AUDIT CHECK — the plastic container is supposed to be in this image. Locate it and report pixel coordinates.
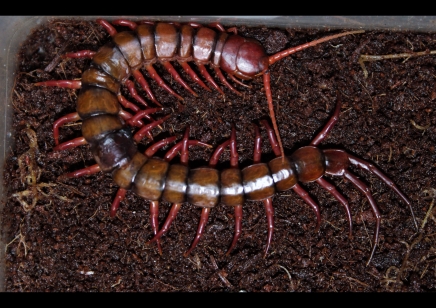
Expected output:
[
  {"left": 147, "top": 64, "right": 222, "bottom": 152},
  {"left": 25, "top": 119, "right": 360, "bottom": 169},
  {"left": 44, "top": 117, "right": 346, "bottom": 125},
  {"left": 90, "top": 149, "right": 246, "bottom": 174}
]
[{"left": 1, "top": 15, "right": 436, "bottom": 292}]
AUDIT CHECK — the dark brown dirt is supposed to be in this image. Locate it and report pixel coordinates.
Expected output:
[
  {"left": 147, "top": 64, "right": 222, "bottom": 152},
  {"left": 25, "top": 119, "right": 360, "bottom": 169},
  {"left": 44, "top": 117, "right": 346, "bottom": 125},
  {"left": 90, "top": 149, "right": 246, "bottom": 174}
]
[{"left": 2, "top": 19, "right": 436, "bottom": 292}]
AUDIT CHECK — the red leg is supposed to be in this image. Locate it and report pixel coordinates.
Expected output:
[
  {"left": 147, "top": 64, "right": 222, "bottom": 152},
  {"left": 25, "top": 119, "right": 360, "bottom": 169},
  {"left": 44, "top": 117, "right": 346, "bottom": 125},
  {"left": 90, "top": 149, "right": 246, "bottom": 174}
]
[
  {"left": 292, "top": 183, "right": 322, "bottom": 233},
  {"left": 117, "top": 107, "right": 152, "bottom": 140},
  {"left": 62, "top": 163, "right": 101, "bottom": 178},
  {"left": 253, "top": 124, "right": 262, "bottom": 163},
  {"left": 126, "top": 108, "right": 165, "bottom": 127},
  {"left": 213, "top": 67, "right": 242, "bottom": 96},
  {"left": 208, "top": 140, "right": 230, "bottom": 167},
  {"left": 178, "top": 61, "right": 211, "bottom": 92},
  {"left": 316, "top": 177, "right": 353, "bottom": 238},
  {"left": 162, "top": 62, "right": 198, "bottom": 97},
  {"left": 63, "top": 50, "right": 96, "bottom": 59},
  {"left": 263, "top": 72, "right": 285, "bottom": 159},
  {"left": 180, "top": 126, "right": 191, "bottom": 165},
  {"left": 133, "top": 114, "right": 171, "bottom": 143},
  {"left": 149, "top": 200, "right": 163, "bottom": 255},
  {"left": 197, "top": 64, "right": 225, "bottom": 95},
  {"left": 117, "top": 94, "right": 140, "bottom": 113},
  {"left": 260, "top": 119, "right": 281, "bottom": 157},
  {"left": 310, "top": 94, "right": 341, "bottom": 146},
  {"left": 111, "top": 19, "right": 138, "bottom": 30},
  {"left": 34, "top": 80, "right": 82, "bottom": 89},
  {"left": 164, "top": 140, "right": 212, "bottom": 161},
  {"left": 52, "top": 112, "right": 81, "bottom": 145},
  {"left": 125, "top": 79, "right": 150, "bottom": 108},
  {"left": 145, "top": 65, "right": 184, "bottom": 101},
  {"left": 183, "top": 207, "right": 211, "bottom": 257},
  {"left": 110, "top": 188, "right": 126, "bottom": 217},
  {"left": 146, "top": 128, "right": 191, "bottom": 249},
  {"left": 146, "top": 203, "right": 182, "bottom": 244},
  {"left": 208, "top": 22, "right": 237, "bottom": 34},
  {"left": 263, "top": 198, "right": 274, "bottom": 257},
  {"left": 253, "top": 124, "right": 276, "bottom": 256},
  {"left": 347, "top": 154, "right": 418, "bottom": 230},
  {"left": 53, "top": 137, "right": 87, "bottom": 151},
  {"left": 227, "top": 73, "right": 252, "bottom": 88},
  {"left": 118, "top": 109, "right": 147, "bottom": 131},
  {"left": 138, "top": 21, "right": 156, "bottom": 26},
  {"left": 343, "top": 170, "right": 381, "bottom": 266},
  {"left": 96, "top": 19, "right": 117, "bottom": 37},
  {"left": 144, "top": 136, "right": 178, "bottom": 157},
  {"left": 226, "top": 204, "right": 242, "bottom": 256},
  {"left": 132, "top": 70, "right": 161, "bottom": 106},
  {"left": 229, "top": 125, "right": 239, "bottom": 168}
]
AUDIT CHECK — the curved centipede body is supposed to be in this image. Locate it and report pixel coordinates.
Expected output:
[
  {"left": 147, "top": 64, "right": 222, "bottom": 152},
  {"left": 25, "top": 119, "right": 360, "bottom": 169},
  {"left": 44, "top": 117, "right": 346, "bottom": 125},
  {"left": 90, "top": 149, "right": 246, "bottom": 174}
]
[{"left": 34, "top": 19, "right": 418, "bottom": 266}]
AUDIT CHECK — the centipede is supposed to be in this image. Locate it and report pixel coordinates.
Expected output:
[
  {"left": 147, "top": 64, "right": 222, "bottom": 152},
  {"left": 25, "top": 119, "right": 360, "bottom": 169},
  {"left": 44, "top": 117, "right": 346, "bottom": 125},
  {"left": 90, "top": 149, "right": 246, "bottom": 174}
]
[{"left": 30, "top": 18, "right": 419, "bottom": 266}]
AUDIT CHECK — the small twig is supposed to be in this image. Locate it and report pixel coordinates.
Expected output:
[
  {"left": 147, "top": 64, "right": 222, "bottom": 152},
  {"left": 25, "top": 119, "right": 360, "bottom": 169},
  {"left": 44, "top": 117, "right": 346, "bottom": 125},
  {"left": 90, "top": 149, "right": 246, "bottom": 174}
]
[
  {"left": 277, "top": 264, "right": 296, "bottom": 291},
  {"left": 111, "top": 278, "right": 122, "bottom": 288},
  {"left": 359, "top": 50, "right": 436, "bottom": 78},
  {"left": 410, "top": 119, "right": 431, "bottom": 131}
]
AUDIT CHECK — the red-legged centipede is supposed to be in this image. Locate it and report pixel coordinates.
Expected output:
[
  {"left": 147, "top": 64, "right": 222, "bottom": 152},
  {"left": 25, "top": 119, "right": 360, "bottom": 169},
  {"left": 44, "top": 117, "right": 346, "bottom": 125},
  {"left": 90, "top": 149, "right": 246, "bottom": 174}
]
[
  {"left": 36, "top": 18, "right": 364, "bottom": 161},
  {"left": 34, "top": 19, "right": 418, "bottom": 265}
]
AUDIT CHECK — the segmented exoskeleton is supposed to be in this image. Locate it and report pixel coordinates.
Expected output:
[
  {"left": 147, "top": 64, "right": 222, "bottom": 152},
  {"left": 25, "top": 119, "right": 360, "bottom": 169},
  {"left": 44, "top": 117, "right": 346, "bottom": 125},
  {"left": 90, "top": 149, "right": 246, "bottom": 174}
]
[
  {"left": 35, "top": 19, "right": 417, "bottom": 265},
  {"left": 37, "top": 18, "right": 364, "bottom": 160}
]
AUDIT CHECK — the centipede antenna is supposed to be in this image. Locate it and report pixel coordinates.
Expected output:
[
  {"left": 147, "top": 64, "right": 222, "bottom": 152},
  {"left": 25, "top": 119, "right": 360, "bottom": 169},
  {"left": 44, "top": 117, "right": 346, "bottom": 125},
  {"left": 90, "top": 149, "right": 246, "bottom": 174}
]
[
  {"left": 263, "top": 72, "right": 285, "bottom": 161},
  {"left": 268, "top": 30, "right": 365, "bottom": 65}
]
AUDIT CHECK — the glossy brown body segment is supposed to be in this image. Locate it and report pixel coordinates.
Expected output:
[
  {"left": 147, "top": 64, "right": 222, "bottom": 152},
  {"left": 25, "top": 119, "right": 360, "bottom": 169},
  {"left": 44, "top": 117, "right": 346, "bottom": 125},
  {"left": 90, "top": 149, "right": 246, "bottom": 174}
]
[
  {"left": 81, "top": 68, "right": 120, "bottom": 93},
  {"left": 193, "top": 27, "right": 217, "bottom": 64},
  {"left": 268, "top": 156, "right": 298, "bottom": 191},
  {"left": 81, "top": 114, "right": 124, "bottom": 142},
  {"left": 212, "top": 32, "right": 229, "bottom": 67},
  {"left": 135, "top": 24, "right": 156, "bottom": 63},
  {"left": 187, "top": 168, "right": 220, "bottom": 208},
  {"left": 112, "top": 152, "right": 148, "bottom": 189},
  {"left": 241, "top": 163, "right": 275, "bottom": 201},
  {"left": 323, "top": 149, "right": 350, "bottom": 176},
  {"left": 134, "top": 157, "right": 169, "bottom": 200},
  {"left": 162, "top": 164, "right": 189, "bottom": 203},
  {"left": 77, "top": 87, "right": 120, "bottom": 119},
  {"left": 92, "top": 44, "right": 131, "bottom": 82},
  {"left": 112, "top": 31, "right": 143, "bottom": 69},
  {"left": 154, "top": 23, "right": 178, "bottom": 60},
  {"left": 290, "top": 146, "right": 325, "bottom": 183},
  {"left": 220, "top": 168, "right": 244, "bottom": 206},
  {"left": 178, "top": 25, "right": 194, "bottom": 59}
]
